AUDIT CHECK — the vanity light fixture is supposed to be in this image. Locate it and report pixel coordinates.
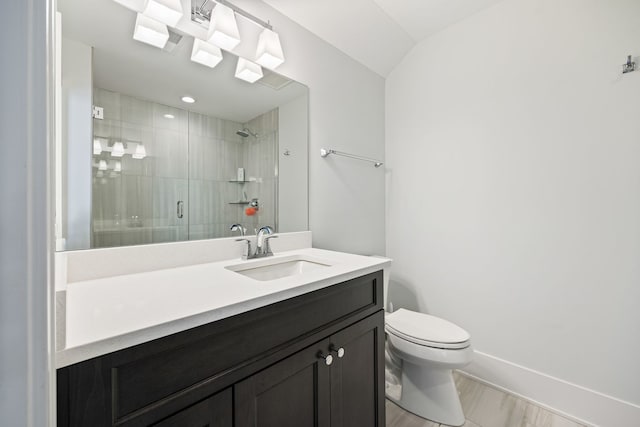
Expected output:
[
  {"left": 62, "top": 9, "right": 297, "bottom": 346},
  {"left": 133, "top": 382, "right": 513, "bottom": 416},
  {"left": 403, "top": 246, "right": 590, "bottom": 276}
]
[
  {"left": 111, "top": 141, "right": 125, "bottom": 157},
  {"left": 191, "top": 39, "right": 223, "bottom": 68},
  {"left": 98, "top": 160, "right": 108, "bottom": 171},
  {"left": 133, "top": 13, "right": 170, "bottom": 49},
  {"left": 235, "top": 57, "right": 263, "bottom": 83},
  {"left": 132, "top": 144, "right": 147, "bottom": 159},
  {"left": 255, "top": 28, "right": 285, "bottom": 69},
  {"left": 208, "top": 2, "right": 241, "bottom": 51},
  {"left": 114, "top": 161, "right": 122, "bottom": 172},
  {"left": 142, "top": 0, "right": 184, "bottom": 27},
  {"left": 93, "top": 139, "right": 102, "bottom": 155}
]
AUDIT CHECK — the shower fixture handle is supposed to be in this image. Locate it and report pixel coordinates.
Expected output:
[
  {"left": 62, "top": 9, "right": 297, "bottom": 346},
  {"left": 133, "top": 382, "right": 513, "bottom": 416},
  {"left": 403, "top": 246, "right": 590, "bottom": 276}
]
[{"left": 177, "top": 201, "right": 184, "bottom": 219}]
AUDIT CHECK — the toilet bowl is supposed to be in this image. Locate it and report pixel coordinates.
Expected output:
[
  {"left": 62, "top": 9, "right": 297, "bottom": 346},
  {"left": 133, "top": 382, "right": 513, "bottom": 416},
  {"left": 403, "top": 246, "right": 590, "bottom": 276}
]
[
  {"left": 385, "top": 309, "right": 472, "bottom": 426},
  {"left": 372, "top": 257, "right": 472, "bottom": 426}
]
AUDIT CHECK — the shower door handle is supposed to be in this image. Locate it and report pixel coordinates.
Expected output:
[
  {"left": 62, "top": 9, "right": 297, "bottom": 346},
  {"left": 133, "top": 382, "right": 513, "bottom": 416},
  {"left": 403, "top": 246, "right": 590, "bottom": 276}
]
[{"left": 177, "top": 201, "right": 184, "bottom": 219}]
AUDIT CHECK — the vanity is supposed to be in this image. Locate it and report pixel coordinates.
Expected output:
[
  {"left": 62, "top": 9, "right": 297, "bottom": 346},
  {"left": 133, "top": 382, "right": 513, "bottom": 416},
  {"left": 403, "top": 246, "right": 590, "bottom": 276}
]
[
  {"left": 53, "top": 0, "right": 386, "bottom": 423},
  {"left": 56, "top": 239, "right": 390, "bottom": 427}
]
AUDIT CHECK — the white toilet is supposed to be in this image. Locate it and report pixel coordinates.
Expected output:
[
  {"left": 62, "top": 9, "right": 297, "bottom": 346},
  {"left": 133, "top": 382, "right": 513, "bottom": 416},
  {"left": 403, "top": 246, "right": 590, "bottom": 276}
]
[{"left": 380, "top": 263, "right": 473, "bottom": 426}]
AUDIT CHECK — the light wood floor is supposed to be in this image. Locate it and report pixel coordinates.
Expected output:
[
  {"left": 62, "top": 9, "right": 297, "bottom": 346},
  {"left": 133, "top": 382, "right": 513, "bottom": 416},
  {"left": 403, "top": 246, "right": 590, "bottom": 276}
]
[{"left": 386, "top": 372, "right": 588, "bottom": 427}]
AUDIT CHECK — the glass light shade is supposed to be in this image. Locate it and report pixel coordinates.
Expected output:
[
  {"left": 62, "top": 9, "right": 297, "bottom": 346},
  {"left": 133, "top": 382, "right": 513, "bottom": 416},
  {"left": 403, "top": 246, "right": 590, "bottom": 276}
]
[
  {"left": 190, "top": 39, "right": 223, "bottom": 68},
  {"left": 255, "top": 28, "right": 285, "bottom": 69},
  {"left": 142, "top": 0, "right": 183, "bottom": 27},
  {"left": 111, "top": 142, "right": 125, "bottom": 157},
  {"left": 98, "top": 160, "right": 108, "bottom": 171},
  {"left": 132, "top": 144, "right": 147, "bottom": 159},
  {"left": 114, "top": 161, "right": 122, "bottom": 172},
  {"left": 235, "top": 58, "right": 263, "bottom": 83},
  {"left": 93, "top": 139, "right": 102, "bottom": 155},
  {"left": 207, "top": 3, "right": 240, "bottom": 51},
  {"left": 133, "top": 13, "right": 169, "bottom": 49},
  {"left": 112, "top": 0, "right": 141, "bottom": 10}
]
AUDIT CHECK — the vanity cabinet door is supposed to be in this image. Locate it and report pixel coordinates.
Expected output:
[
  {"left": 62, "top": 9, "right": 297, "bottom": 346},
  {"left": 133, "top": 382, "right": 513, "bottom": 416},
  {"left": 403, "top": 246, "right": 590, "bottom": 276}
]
[
  {"left": 234, "top": 338, "right": 332, "bottom": 427},
  {"left": 330, "top": 311, "right": 385, "bottom": 427},
  {"left": 153, "top": 388, "right": 232, "bottom": 427}
]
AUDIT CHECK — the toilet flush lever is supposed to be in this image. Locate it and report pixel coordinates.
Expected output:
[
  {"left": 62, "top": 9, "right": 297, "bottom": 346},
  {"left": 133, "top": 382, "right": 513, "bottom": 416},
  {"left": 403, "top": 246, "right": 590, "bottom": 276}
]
[
  {"left": 317, "top": 351, "right": 333, "bottom": 366},
  {"left": 330, "top": 344, "right": 345, "bottom": 358}
]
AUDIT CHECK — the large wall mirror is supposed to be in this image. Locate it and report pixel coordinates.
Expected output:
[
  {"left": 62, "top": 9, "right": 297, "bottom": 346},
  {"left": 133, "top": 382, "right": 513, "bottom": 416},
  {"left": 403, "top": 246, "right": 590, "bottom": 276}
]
[{"left": 56, "top": 0, "right": 309, "bottom": 251}]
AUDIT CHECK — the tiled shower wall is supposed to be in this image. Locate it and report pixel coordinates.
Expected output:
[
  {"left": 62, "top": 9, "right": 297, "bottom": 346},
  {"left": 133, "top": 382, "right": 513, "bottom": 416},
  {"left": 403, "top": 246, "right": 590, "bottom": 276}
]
[{"left": 92, "top": 88, "right": 277, "bottom": 248}]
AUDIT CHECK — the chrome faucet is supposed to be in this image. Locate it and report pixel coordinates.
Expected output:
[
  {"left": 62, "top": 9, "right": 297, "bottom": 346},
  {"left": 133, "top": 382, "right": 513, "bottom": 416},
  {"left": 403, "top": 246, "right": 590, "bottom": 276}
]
[
  {"left": 230, "top": 223, "right": 245, "bottom": 236},
  {"left": 235, "top": 225, "right": 278, "bottom": 260},
  {"left": 255, "top": 225, "right": 277, "bottom": 257}
]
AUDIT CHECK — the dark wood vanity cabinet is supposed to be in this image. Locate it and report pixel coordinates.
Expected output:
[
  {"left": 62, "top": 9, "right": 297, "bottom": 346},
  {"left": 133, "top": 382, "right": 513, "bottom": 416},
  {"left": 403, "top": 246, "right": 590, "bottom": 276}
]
[{"left": 57, "top": 271, "right": 385, "bottom": 427}]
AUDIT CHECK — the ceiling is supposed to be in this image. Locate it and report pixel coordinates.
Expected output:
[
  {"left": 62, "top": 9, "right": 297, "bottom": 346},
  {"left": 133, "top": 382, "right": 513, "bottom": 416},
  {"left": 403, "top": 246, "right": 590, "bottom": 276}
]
[
  {"left": 262, "top": 0, "right": 505, "bottom": 77},
  {"left": 59, "top": 0, "right": 307, "bottom": 123}
]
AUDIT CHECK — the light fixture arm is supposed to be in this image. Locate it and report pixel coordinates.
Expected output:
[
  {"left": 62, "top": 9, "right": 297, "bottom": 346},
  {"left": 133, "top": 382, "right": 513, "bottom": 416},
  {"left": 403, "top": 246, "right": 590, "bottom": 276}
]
[{"left": 193, "top": 0, "right": 273, "bottom": 30}]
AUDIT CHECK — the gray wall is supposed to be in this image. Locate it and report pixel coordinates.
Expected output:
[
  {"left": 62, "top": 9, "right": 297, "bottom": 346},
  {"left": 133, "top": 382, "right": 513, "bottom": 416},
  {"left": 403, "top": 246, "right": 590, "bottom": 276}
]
[
  {"left": 386, "top": 0, "right": 640, "bottom": 423},
  {"left": 0, "top": 0, "right": 54, "bottom": 425},
  {"left": 62, "top": 37, "right": 92, "bottom": 250},
  {"left": 235, "top": 0, "right": 386, "bottom": 256}
]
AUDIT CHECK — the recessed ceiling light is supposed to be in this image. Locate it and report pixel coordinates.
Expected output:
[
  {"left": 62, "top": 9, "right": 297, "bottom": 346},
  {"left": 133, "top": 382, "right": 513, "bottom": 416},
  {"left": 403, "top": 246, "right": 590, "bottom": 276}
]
[
  {"left": 181, "top": 96, "right": 195, "bottom": 104},
  {"left": 164, "top": 113, "right": 175, "bottom": 119}
]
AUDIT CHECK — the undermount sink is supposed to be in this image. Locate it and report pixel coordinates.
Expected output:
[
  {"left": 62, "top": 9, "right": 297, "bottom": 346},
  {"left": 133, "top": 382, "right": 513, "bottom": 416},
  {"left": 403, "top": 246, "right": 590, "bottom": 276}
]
[{"left": 225, "top": 255, "right": 331, "bottom": 281}]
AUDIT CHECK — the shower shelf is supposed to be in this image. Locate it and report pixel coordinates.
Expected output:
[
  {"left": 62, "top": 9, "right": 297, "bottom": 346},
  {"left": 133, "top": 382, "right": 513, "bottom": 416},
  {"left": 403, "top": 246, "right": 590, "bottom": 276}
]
[
  {"left": 228, "top": 180, "right": 250, "bottom": 183},
  {"left": 228, "top": 201, "right": 251, "bottom": 205}
]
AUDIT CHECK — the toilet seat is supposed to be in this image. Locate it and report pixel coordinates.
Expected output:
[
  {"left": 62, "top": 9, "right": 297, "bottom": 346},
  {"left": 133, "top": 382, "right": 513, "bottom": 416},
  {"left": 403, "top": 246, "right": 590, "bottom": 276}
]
[{"left": 385, "top": 309, "right": 470, "bottom": 350}]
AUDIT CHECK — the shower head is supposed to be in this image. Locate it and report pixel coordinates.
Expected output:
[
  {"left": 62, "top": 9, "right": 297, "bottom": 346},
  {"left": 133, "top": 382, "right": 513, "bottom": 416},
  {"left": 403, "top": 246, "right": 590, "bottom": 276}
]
[{"left": 236, "top": 128, "right": 258, "bottom": 138}]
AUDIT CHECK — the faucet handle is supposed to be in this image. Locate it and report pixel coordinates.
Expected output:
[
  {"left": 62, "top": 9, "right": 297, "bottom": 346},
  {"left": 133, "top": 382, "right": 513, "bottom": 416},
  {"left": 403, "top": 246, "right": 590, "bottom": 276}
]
[
  {"left": 263, "top": 235, "right": 278, "bottom": 256},
  {"left": 235, "top": 238, "right": 252, "bottom": 260}
]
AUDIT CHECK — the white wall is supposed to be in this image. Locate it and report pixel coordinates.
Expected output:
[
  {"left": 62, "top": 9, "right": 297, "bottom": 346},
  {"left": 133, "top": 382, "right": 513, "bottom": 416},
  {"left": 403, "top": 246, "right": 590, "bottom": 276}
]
[
  {"left": 386, "top": 0, "right": 640, "bottom": 423},
  {"left": 0, "top": 0, "right": 54, "bottom": 425},
  {"left": 61, "top": 37, "right": 93, "bottom": 250},
  {"left": 279, "top": 95, "right": 309, "bottom": 232},
  {"left": 235, "top": 0, "right": 386, "bottom": 255}
]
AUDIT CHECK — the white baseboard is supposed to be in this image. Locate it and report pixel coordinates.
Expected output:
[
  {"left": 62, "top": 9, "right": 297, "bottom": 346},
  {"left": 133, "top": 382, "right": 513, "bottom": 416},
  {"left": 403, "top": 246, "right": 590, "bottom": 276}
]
[{"left": 460, "top": 351, "right": 640, "bottom": 427}]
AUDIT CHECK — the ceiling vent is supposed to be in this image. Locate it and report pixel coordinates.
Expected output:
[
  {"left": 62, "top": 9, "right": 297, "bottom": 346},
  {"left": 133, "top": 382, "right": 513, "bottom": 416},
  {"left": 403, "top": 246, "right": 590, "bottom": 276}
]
[{"left": 258, "top": 69, "right": 293, "bottom": 90}]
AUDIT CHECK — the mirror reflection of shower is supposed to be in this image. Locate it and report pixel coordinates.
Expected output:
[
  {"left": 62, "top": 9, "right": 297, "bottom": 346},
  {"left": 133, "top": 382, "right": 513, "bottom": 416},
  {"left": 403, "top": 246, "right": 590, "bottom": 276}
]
[{"left": 236, "top": 127, "right": 259, "bottom": 138}]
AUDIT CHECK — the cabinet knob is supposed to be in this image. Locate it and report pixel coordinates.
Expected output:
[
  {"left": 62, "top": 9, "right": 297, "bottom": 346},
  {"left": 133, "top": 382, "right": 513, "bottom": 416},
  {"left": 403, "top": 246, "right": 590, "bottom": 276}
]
[
  {"left": 317, "top": 351, "right": 333, "bottom": 366},
  {"left": 330, "top": 345, "right": 345, "bottom": 358}
]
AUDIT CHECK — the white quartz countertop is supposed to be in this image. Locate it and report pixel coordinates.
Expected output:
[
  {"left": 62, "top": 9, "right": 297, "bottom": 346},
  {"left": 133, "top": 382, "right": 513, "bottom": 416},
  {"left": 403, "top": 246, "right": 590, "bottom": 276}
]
[{"left": 57, "top": 248, "right": 390, "bottom": 368}]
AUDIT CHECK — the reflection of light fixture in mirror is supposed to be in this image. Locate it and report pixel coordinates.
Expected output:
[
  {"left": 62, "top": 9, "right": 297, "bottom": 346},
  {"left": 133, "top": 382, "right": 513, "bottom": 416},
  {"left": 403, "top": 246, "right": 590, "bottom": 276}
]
[
  {"left": 181, "top": 96, "right": 195, "bottom": 103},
  {"left": 255, "top": 28, "right": 285, "bottom": 69},
  {"left": 208, "top": 3, "right": 241, "bottom": 51},
  {"left": 133, "top": 13, "right": 169, "bottom": 49},
  {"left": 98, "top": 160, "right": 108, "bottom": 171},
  {"left": 235, "top": 57, "right": 263, "bottom": 83},
  {"left": 114, "top": 161, "right": 122, "bottom": 172},
  {"left": 191, "top": 39, "right": 223, "bottom": 68},
  {"left": 142, "top": 0, "right": 183, "bottom": 27},
  {"left": 93, "top": 139, "right": 102, "bottom": 155},
  {"left": 132, "top": 144, "right": 147, "bottom": 159},
  {"left": 164, "top": 113, "right": 175, "bottom": 119},
  {"left": 111, "top": 142, "right": 125, "bottom": 157},
  {"left": 113, "top": 0, "right": 139, "bottom": 9}
]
